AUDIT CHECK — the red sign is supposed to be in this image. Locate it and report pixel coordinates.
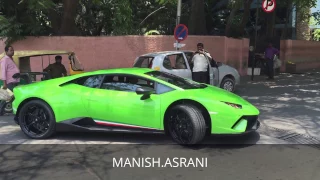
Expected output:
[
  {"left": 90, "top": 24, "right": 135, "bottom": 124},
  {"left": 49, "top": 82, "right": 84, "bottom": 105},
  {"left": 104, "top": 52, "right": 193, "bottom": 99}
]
[{"left": 262, "top": 0, "right": 276, "bottom": 13}]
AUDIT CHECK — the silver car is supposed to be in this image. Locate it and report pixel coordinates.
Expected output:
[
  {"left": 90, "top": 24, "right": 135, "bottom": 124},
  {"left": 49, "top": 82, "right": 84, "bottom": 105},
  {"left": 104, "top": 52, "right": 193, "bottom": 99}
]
[{"left": 133, "top": 51, "right": 240, "bottom": 92}]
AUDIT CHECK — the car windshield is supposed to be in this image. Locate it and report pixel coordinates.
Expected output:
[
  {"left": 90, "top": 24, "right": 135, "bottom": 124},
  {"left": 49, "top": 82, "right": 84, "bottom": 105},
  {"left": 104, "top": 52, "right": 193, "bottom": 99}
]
[{"left": 145, "top": 71, "right": 207, "bottom": 89}]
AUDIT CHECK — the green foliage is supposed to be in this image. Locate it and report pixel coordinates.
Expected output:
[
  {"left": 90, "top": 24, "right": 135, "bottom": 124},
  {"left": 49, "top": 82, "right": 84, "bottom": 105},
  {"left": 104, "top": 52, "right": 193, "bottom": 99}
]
[
  {"left": 131, "top": 0, "right": 177, "bottom": 35},
  {"left": 76, "top": 0, "right": 114, "bottom": 36},
  {"left": 0, "top": 0, "right": 319, "bottom": 43},
  {"left": 0, "top": 0, "right": 54, "bottom": 45},
  {"left": 312, "top": 29, "right": 320, "bottom": 41},
  {"left": 156, "top": 0, "right": 177, "bottom": 5},
  {"left": 312, "top": 11, "right": 320, "bottom": 25},
  {"left": 75, "top": 0, "right": 175, "bottom": 36},
  {"left": 111, "top": 0, "right": 134, "bottom": 35},
  {"left": 309, "top": 16, "right": 320, "bottom": 41}
]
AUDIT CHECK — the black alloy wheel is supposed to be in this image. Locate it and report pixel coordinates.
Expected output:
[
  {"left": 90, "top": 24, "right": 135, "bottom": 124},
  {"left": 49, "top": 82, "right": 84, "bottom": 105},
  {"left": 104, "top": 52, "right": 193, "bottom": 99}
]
[
  {"left": 19, "top": 100, "right": 56, "bottom": 139},
  {"left": 167, "top": 104, "right": 206, "bottom": 145}
]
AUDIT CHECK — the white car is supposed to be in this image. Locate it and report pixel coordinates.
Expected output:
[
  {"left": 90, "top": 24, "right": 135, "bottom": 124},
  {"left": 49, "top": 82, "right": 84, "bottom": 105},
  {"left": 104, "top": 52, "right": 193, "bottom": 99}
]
[{"left": 133, "top": 50, "right": 240, "bottom": 92}]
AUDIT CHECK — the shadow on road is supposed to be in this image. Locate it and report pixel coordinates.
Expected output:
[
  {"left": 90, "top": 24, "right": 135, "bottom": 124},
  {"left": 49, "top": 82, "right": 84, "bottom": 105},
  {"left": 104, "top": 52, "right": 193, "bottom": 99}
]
[
  {"left": 0, "top": 116, "right": 261, "bottom": 146},
  {"left": 0, "top": 137, "right": 318, "bottom": 180},
  {"left": 236, "top": 72, "right": 320, "bottom": 139},
  {"left": 42, "top": 131, "right": 261, "bottom": 147}
]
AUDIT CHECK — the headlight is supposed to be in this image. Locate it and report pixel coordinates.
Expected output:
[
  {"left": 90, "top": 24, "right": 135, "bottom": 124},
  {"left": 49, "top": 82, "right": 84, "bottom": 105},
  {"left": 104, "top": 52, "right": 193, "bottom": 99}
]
[{"left": 224, "top": 102, "right": 242, "bottom": 109}]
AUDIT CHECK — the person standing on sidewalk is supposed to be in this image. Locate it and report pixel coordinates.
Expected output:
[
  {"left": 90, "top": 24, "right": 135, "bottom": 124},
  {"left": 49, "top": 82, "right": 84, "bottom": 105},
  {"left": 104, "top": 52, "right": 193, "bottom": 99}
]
[
  {"left": 1, "top": 46, "right": 20, "bottom": 92},
  {"left": 264, "top": 42, "right": 279, "bottom": 80},
  {"left": 191, "top": 43, "right": 211, "bottom": 83}
]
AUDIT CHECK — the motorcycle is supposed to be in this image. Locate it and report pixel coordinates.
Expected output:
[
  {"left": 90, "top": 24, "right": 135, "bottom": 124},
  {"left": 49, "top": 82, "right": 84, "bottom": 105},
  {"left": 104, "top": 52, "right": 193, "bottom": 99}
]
[{"left": 0, "top": 72, "right": 51, "bottom": 116}]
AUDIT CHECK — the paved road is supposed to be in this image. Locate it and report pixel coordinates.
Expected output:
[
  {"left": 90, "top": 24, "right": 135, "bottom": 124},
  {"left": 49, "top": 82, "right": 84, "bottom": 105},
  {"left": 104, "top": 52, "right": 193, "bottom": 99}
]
[
  {"left": 0, "top": 144, "right": 319, "bottom": 180},
  {"left": 237, "top": 72, "right": 320, "bottom": 141},
  {"left": 0, "top": 115, "right": 287, "bottom": 144}
]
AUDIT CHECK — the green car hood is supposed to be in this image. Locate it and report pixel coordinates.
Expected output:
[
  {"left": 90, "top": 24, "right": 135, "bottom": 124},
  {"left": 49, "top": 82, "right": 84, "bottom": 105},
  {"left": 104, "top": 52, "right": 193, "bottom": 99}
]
[
  {"left": 177, "top": 85, "right": 259, "bottom": 115},
  {"left": 198, "top": 85, "right": 251, "bottom": 105}
]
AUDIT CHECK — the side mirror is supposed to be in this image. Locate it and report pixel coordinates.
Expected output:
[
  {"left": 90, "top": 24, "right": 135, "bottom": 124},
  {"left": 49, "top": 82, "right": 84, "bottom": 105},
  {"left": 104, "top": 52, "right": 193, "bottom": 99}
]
[{"left": 136, "top": 87, "right": 155, "bottom": 100}]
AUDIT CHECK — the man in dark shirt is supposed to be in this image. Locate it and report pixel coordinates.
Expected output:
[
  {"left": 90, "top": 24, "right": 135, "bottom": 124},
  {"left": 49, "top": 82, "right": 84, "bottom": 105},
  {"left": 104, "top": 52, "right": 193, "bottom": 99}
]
[
  {"left": 265, "top": 43, "right": 279, "bottom": 80},
  {"left": 43, "top": 56, "right": 67, "bottom": 79}
]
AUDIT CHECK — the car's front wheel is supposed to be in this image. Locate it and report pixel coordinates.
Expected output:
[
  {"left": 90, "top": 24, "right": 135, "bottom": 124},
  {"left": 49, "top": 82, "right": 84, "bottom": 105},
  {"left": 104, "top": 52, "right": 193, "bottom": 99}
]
[
  {"left": 166, "top": 104, "right": 207, "bottom": 145},
  {"left": 18, "top": 100, "right": 56, "bottom": 139},
  {"left": 220, "top": 77, "right": 235, "bottom": 92}
]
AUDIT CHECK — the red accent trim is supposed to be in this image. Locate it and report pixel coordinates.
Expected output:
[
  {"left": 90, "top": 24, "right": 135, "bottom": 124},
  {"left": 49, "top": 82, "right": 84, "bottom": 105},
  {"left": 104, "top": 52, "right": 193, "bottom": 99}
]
[
  {"left": 96, "top": 122, "right": 130, "bottom": 128},
  {"left": 95, "top": 121, "right": 155, "bottom": 130}
]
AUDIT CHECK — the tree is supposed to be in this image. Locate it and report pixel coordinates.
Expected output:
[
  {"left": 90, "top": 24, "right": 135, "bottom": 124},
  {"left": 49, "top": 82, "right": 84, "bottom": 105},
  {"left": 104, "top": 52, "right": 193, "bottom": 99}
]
[
  {"left": 275, "top": 0, "right": 317, "bottom": 40},
  {"left": 238, "top": 0, "right": 254, "bottom": 36},
  {"left": 0, "top": 0, "right": 54, "bottom": 44},
  {"left": 59, "top": 0, "right": 80, "bottom": 35},
  {"left": 309, "top": 16, "right": 320, "bottom": 41},
  {"left": 188, "top": 0, "right": 207, "bottom": 35},
  {"left": 225, "top": 0, "right": 241, "bottom": 37}
]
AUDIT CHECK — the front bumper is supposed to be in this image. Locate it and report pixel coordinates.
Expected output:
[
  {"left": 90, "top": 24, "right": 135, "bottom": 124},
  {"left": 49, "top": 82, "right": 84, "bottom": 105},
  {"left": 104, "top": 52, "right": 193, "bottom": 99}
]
[
  {"left": 232, "top": 115, "right": 260, "bottom": 132},
  {"left": 210, "top": 115, "right": 260, "bottom": 134}
]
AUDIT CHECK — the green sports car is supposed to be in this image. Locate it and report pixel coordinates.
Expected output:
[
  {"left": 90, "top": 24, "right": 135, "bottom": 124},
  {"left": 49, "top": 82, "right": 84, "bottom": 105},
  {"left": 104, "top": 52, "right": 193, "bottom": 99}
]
[{"left": 12, "top": 68, "right": 260, "bottom": 145}]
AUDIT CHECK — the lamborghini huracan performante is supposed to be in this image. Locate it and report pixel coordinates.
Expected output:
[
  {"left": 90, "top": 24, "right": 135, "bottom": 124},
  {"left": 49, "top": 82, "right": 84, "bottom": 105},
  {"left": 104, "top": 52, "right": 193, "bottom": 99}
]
[{"left": 12, "top": 68, "right": 260, "bottom": 145}]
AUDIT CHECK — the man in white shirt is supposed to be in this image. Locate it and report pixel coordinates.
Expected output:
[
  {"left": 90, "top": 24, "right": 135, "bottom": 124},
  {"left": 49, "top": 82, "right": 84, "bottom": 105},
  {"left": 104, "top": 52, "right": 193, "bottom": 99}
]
[{"left": 191, "top": 43, "right": 211, "bottom": 83}]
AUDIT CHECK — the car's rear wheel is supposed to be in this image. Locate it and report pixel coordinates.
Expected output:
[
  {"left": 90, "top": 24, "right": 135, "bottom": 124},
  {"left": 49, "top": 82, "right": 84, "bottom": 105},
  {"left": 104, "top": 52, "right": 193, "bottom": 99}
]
[
  {"left": 220, "top": 77, "right": 235, "bottom": 92},
  {"left": 166, "top": 104, "right": 207, "bottom": 145},
  {"left": 18, "top": 100, "right": 56, "bottom": 139}
]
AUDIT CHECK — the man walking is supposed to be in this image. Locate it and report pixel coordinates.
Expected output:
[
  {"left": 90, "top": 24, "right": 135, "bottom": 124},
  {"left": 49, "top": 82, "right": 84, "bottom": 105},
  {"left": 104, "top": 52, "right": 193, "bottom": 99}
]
[
  {"left": 191, "top": 43, "right": 211, "bottom": 83},
  {"left": 1, "top": 46, "right": 20, "bottom": 92},
  {"left": 265, "top": 42, "right": 279, "bottom": 80},
  {"left": 43, "top": 55, "right": 67, "bottom": 79}
]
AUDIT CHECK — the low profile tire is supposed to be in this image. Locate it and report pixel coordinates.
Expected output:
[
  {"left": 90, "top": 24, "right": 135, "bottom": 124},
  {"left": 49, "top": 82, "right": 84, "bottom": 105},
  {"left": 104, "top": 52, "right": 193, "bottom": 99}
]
[
  {"left": 220, "top": 77, "right": 235, "bottom": 92},
  {"left": 166, "top": 104, "right": 207, "bottom": 145},
  {"left": 18, "top": 100, "right": 56, "bottom": 139}
]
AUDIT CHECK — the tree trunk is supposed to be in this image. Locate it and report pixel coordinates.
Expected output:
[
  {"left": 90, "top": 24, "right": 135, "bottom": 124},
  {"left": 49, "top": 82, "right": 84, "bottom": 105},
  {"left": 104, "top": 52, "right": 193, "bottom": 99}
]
[
  {"left": 266, "top": 10, "right": 276, "bottom": 38},
  {"left": 296, "top": 6, "right": 311, "bottom": 40},
  {"left": 225, "top": 0, "right": 241, "bottom": 37},
  {"left": 238, "top": 0, "right": 254, "bottom": 36},
  {"left": 59, "top": 0, "right": 80, "bottom": 35},
  {"left": 188, "top": 0, "right": 207, "bottom": 35},
  {"left": 48, "top": 0, "right": 61, "bottom": 35},
  {"left": 281, "top": 1, "right": 293, "bottom": 39}
]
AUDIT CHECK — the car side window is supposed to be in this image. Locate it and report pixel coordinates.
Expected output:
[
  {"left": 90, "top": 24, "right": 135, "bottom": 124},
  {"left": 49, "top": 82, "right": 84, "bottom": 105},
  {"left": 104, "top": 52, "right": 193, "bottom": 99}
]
[
  {"left": 163, "top": 56, "right": 172, "bottom": 70},
  {"left": 75, "top": 75, "right": 104, "bottom": 88},
  {"left": 101, "top": 75, "right": 155, "bottom": 92},
  {"left": 163, "top": 54, "right": 187, "bottom": 70},
  {"left": 184, "top": 52, "right": 193, "bottom": 66},
  {"left": 134, "top": 57, "right": 154, "bottom": 68},
  {"left": 155, "top": 83, "right": 174, "bottom": 94}
]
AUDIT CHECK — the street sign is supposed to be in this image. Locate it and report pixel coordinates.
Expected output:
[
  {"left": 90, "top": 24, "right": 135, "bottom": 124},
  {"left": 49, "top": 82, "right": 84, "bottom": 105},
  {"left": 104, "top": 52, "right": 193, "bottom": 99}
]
[
  {"left": 174, "top": 24, "right": 188, "bottom": 42},
  {"left": 262, "top": 0, "right": 276, "bottom": 13},
  {"left": 174, "top": 43, "right": 186, "bottom": 48}
]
